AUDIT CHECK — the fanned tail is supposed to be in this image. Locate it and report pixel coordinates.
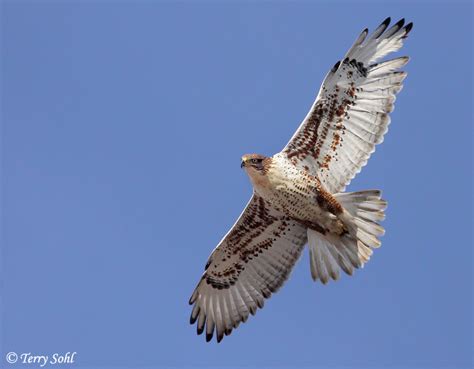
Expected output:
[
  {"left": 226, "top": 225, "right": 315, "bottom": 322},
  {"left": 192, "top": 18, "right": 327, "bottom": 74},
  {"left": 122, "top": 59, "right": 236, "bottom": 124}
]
[{"left": 307, "top": 190, "right": 387, "bottom": 284}]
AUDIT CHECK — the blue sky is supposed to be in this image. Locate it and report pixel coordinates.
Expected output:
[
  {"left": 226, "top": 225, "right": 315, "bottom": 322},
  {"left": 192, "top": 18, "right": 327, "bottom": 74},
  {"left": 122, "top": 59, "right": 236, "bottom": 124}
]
[{"left": 1, "top": 1, "right": 472, "bottom": 368}]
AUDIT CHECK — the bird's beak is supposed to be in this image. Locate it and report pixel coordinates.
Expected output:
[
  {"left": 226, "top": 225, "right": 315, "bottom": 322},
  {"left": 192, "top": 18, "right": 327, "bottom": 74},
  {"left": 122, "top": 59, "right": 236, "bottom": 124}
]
[{"left": 240, "top": 160, "right": 246, "bottom": 168}]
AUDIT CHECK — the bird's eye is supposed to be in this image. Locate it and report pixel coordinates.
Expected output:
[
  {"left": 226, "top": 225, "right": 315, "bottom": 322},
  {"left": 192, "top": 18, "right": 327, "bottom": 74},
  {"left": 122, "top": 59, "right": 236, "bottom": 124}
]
[{"left": 251, "top": 158, "right": 260, "bottom": 164}]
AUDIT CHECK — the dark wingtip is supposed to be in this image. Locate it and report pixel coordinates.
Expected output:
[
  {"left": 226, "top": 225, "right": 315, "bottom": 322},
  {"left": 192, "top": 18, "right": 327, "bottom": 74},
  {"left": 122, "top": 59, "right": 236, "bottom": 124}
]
[
  {"left": 361, "top": 28, "right": 369, "bottom": 38},
  {"left": 395, "top": 18, "right": 405, "bottom": 29},
  {"left": 404, "top": 22, "right": 414, "bottom": 36},
  {"left": 197, "top": 325, "right": 204, "bottom": 335},
  {"left": 206, "top": 333, "right": 213, "bottom": 342},
  {"left": 382, "top": 17, "right": 391, "bottom": 26},
  {"left": 190, "top": 314, "right": 197, "bottom": 325},
  {"left": 216, "top": 333, "right": 224, "bottom": 343},
  {"left": 331, "top": 60, "right": 341, "bottom": 73}
]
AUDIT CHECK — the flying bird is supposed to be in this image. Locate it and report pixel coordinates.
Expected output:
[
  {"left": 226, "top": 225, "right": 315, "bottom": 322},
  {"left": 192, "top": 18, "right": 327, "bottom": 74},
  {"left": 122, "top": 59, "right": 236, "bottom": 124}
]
[{"left": 189, "top": 17, "right": 412, "bottom": 342}]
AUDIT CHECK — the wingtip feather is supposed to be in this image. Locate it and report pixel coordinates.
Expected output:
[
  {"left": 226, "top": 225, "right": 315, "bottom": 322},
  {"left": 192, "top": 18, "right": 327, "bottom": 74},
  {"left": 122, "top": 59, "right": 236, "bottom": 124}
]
[
  {"left": 382, "top": 17, "right": 391, "bottom": 27},
  {"left": 206, "top": 333, "right": 213, "bottom": 342},
  {"left": 403, "top": 22, "right": 414, "bottom": 37}
]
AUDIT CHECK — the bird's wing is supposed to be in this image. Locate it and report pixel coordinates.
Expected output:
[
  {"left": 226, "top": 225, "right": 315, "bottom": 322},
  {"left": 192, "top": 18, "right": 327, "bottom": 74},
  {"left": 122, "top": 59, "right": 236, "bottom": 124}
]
[
  {"left": 189, "top": 194, "right": 307, "bottom": 342},
  {"left": 283, "top": 18, "right": 412, "bottom": 193}
]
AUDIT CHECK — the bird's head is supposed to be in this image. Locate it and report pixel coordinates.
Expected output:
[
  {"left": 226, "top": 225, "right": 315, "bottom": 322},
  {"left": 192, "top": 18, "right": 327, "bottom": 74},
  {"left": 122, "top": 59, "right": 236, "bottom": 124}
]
[
  {"left": 240, "top": 154, "right": 272, "bottom": 191},
  {"left": 241, "top": 153, "right": 267, "bottom": 170},
  {"left": 241, "top": 154, "right": 272, "bottom": 189}
]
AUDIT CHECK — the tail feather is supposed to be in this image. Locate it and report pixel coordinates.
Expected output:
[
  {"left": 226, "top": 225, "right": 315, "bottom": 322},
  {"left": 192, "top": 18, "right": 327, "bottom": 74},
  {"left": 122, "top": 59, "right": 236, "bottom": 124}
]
[
  {"left": 307, "top": 190, "right": 386, "bottom": 283},
  {"left": 308, "top": 231, "right": 341, "bottom": 284}
]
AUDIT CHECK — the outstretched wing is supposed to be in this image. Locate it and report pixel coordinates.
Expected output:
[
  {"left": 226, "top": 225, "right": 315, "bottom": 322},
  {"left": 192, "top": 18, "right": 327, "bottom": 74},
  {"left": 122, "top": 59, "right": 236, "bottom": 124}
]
[
  {"left": 189, "top": 194, "right": 307, "bottom": 342},
  {"left": 283, "top": 18, "right": 413, "bottom": 193}
]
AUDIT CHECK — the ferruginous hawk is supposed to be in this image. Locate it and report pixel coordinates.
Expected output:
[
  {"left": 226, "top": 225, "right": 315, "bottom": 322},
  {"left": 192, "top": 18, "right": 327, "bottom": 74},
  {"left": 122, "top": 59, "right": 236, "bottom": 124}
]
[{"left": 189, "top": 17, "right": 412, "bottom": 342}]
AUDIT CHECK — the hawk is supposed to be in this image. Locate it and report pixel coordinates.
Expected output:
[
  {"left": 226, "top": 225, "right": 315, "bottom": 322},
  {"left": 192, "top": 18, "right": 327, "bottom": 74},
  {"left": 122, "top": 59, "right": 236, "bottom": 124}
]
[{"left": 189, "top": 18, "right": 412, "bottom": 342}]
